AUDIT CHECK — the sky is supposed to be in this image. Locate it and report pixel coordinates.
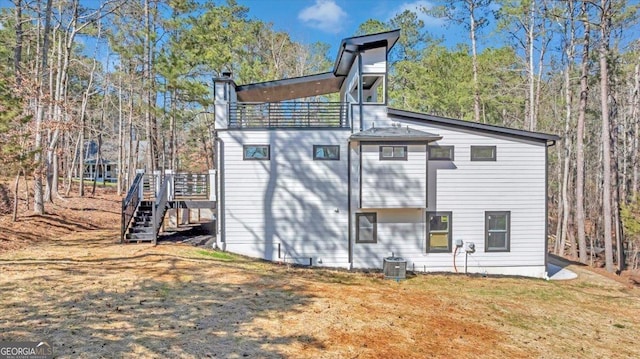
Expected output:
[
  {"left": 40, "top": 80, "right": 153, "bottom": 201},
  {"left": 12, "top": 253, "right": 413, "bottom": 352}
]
[{"left": 236, "top": 0, "right": 464, "bottom": 57}]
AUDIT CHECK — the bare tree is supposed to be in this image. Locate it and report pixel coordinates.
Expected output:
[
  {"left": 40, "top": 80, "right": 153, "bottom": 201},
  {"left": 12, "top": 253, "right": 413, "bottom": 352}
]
[{"left": 576, "top": 0, "right": 590, "bottom": 264}]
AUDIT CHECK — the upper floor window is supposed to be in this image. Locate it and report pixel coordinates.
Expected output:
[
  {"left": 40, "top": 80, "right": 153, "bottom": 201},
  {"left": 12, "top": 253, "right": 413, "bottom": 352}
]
[
  {"left": 243, "top": 145, "right": 270, "bottom": 160},
  {"left": 428, "top": 145, "right": 454, "bottom": 161},
  {"left": 313, "top": 145, "right": 340, "bottom": 160},
  {"left": 471, "top": 146, "right": 496, "bottom": 161},
  {"left": 379, "top": 145, "right": 407, "bottom": 160}
]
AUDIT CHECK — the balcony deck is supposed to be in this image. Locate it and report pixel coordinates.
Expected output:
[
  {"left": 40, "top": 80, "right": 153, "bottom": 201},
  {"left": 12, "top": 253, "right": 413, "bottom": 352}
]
[{"left": 228, "top": 102, "right": 349, "bottom": 129}]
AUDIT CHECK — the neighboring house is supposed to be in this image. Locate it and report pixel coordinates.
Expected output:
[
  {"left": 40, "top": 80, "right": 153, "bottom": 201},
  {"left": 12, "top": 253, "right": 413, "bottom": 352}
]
[
  {"left": 83, "top": 158, "right": 117, "bottom": 183},
  {"left": 213, "top": 30, "right": 558, "bottom": 278}
]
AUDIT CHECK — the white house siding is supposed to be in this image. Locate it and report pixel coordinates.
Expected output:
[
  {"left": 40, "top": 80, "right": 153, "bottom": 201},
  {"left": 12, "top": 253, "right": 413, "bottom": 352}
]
[
  {"left": 361, "top": 47, "right": 386, "bottom": 73},
  {"left": 218, "top": 129, "right": 351, "bottom": 267},
  {"left": 360, "top": 144, "right": 426, "bottom": 208},
  {"left": 350, "top": 118, "right": 548, "bottom": 278},
  {"left": 352, "top": 208, "right": 425, "bottom": 269}
]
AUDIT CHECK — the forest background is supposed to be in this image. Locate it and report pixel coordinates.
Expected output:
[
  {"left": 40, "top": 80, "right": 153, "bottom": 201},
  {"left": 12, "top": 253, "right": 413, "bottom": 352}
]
[{"left": 0, "top": 0, "right": 639, "bottom": 273}]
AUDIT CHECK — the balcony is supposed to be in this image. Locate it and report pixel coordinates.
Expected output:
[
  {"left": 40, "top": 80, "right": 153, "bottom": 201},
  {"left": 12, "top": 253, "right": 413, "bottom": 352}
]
[{"left": 228, "top": 102, "right": 349, "bottom": 129}]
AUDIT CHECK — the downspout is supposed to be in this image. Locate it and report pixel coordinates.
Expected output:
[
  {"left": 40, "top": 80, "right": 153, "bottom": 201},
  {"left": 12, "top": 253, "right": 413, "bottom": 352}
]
[
  {"left": 347, "top": 139, "right": 352, "bottom": 267},
  {"left": 544, "top": 140, "right": 554, "bottom": 278},
  {"left": 357, "top": 51, "right": 364, "bottom": 132}
]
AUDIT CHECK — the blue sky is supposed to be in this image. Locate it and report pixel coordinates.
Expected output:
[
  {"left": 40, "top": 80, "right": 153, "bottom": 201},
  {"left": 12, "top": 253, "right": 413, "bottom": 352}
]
[{"left": 236, "top": 0, "right": 460, "bottom": 56}]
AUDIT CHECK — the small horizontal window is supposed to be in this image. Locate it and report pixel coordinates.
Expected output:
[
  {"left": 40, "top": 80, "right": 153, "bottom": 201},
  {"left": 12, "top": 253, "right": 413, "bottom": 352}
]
[
  {"left": 471, "top": 146, "right": 496, "bottom": 161},
  {"left": 313, "top": 145, "right": 340, "bottom": 160},
  {"left": 428, "top": 145, "right": 454, "bottom": 161},
  {"left": 379, "top": 145, "right": 407, "bottom": 160},
  {"left": 243, "top": 145, "right": 270, "bottom": 160}
]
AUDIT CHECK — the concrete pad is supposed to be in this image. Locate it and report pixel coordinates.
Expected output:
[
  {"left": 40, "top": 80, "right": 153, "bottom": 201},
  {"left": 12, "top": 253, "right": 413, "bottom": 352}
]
[{"left": 547, "top": 263, "right": 578, "bottom": 280}]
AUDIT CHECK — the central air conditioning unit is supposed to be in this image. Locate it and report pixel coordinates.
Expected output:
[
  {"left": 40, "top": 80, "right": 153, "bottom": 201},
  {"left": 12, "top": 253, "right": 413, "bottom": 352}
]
[{"left": 383, "top": 257, "right": 407, "bottom": 280}]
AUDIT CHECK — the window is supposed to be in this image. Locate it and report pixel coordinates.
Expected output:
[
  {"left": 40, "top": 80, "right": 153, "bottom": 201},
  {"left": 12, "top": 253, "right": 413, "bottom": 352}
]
[
  {"left": 379, "top": 146, "right": 407, "bottom": 160},
  {"left": 485, "top": 211, "right": 510, "bottom": 252},
  {"left": 356, "top": 213, "right": 377, "bottom": 243},
  {"left": 243, "top": 145, "right": 270, "bottom": 160},
  {"left": 471, "top": 145, "right": 496, "bottom": 161},
  {"left": 427, "top": 212, "right": 452, "bottom": 252},
  {"left": 313, "top": 145, "right": 340, "bottom": 160},
  {"left": 428, "top": 146, "right": 454, "bottom": 161}
]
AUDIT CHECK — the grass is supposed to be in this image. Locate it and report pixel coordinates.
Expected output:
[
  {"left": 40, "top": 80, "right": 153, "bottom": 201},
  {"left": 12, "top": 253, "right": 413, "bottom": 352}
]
[{"left": 195, "top": 249, "right": 237, "bottom": 261}]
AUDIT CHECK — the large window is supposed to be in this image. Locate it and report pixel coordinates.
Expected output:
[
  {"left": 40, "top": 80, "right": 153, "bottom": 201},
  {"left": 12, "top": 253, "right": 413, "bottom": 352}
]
[
  {"left": 427, "top": 212, "right": 452, "bottom": 253},
  {"left": 485, "top": 211, "right": 510, "bottom": 252},
  {"left": 356, "top": 213, "right": 377, "bottom": 243},
  {"left": 379, "top": 146, "right": 407, "bottom": 160},
  {"left": 243, "top": 145, "right": 270, "bottom": 160},
  {"left": 428, "top": 145, "right": 454, "bottom": 161},
  {"left": 470, "top": 145, "right": 496, "bottom": 161},
  {"left": 313, "top": 145, "right": 340, "bottom": 160}
]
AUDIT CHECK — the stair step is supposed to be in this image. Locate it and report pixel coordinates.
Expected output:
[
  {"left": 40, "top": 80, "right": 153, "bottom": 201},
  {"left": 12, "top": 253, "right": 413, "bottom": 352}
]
[
  {"left": 130, "top": 227, "right": 154, "bottom": 233},
  {"left": 126, "top": 233, "right": 155, "bottom": 240}
]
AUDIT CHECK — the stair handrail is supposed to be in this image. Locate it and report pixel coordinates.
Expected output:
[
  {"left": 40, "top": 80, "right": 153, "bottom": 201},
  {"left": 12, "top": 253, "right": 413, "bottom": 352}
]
[
  {"left": 152, "top": 173, "right": 172, "bottom": 245},
  {"left": 121, "top": 171, "right": 145, "bottom": 243}
]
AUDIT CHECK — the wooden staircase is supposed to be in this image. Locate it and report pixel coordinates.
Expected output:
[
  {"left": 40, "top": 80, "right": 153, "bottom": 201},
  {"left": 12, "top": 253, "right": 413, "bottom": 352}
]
[
  {"left": 121, "top": 170, "right": 215, "bottom": 245},
  {"left": 125, "top": 200, "right": 155, "bottom": 242}
]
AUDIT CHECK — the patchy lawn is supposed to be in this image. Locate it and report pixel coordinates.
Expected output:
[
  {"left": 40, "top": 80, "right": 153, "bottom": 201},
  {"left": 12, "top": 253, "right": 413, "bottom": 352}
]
[{"left": 0, "top": 187, "right": 639, "bottom": 358}]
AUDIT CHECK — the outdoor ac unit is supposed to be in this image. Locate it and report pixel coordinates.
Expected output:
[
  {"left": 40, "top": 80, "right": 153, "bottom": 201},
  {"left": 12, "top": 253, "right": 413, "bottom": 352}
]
[{"left": 383, "top": 257, "right": 407, "bottom": 280}]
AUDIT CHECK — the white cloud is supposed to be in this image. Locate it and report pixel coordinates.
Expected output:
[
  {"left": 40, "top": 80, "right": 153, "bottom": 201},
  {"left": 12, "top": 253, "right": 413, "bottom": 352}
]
[
  {"left": 391, "top": 0, "right": 445, "bottom": 27},
  {"left": 298, "top": 0, "right": 347, "bottom": 34}
]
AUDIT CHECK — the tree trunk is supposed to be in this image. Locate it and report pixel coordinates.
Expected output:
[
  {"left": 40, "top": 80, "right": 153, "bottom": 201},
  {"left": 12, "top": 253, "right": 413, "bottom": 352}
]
[
  {"left": 632, "top": 61, "right": 639, "bottom": 198},
  {"left": 13, "top": 0, "right": 23, "bottom": 85},
  {"left": 144, "top": 0, "right": 155, "bottom": 174},
  {"left": 599, "top": 0, "right": 614, "bottom": 273},
  {"left": 117, "top": 73, "right": 124, "bottom": 195},
  {"left": 33, "top": 0, "right": 54, "bottom": 215},
  {"left": 468, "top": 0, "right": 481, "bottom": 123},
  {"left": 13, "top": 170, "right": 21, "bottom": 222},
  {"left": 576, "top": 1, "right": 590, "bottom": 264}
]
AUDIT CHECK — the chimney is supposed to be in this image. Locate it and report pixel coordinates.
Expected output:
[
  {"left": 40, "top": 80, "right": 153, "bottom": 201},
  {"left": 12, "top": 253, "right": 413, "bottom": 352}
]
[{"left": 221, "top": 71, "right": 232, "bottom": 79}]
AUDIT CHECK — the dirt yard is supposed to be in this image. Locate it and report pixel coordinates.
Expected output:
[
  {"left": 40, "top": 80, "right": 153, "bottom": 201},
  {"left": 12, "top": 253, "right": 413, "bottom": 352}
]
[{"left": 1, "top": 185, "right": 639, "bottom": 358}]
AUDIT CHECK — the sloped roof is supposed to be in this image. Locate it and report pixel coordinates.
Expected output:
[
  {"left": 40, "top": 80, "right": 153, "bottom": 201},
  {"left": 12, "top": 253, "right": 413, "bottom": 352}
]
[
  {"left": 235, "top": 30, "right": 401, "bottom": 102},
  {"left": 350, "top": 126, "right": 442, "bottom": 142},
  {"left": 387, "top": 108, "right": 559, "bottom": 143}
]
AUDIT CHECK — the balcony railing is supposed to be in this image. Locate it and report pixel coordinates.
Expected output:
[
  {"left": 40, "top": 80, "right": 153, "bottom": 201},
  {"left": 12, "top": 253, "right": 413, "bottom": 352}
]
[{"left": 229, "top": 102, "right": 348, "bottom": 128}]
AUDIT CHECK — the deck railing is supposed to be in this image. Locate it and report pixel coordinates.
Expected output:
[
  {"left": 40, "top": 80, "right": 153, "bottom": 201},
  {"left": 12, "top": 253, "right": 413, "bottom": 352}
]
[
  {"left": 174, "top": 173, "right": 209, "bottom": 200},
  {"left": 152, "top": 173, "right": 172, "bottom": 245},
  {"left": 229, "top": 102, "right": 348, "bottom": 128},
  {"left": 121, "top": 171, "right": 144, "bottom": 243}
]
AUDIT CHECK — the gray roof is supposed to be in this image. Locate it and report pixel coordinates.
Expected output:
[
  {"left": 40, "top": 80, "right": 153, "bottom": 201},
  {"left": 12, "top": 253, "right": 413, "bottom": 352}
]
[
  {"left": 235, "top": 30, "right": 401, "bottom": 103},
  {"left": 388, "top": 108, "right": 560, "bottom": 143},
  {"left": 350, "top": 126, "right": 442, "bottom": 142}
]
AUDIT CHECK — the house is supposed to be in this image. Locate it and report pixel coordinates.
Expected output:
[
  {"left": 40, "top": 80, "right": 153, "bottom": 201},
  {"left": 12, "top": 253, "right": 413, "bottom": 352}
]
[
  {"left": 212, "top": 30, "right": 558, "bottom": 278},
  {"left": 82, "top": 159, "right": 117, "bottom": 183}
]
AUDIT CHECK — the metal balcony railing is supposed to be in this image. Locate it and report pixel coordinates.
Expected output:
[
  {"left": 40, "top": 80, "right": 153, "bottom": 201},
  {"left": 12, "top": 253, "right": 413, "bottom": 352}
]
[{"left": 229, "top": 102, "right": 348, "bottom": 128}]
